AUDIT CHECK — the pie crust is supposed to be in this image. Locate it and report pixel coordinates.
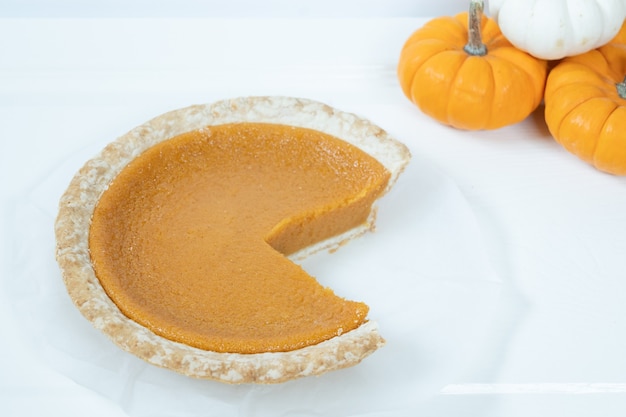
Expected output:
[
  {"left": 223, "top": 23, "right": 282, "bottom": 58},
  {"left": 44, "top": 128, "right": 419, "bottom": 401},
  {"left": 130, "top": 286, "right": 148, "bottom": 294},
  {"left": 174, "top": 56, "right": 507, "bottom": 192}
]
[{"left": 55, "top": 96, "right": 410, "bottom": 384}]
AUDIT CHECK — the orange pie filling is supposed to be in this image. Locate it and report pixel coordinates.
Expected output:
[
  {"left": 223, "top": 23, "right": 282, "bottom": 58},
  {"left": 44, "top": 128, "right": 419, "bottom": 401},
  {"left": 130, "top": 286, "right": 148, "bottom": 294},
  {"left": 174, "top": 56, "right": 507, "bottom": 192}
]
[{"left": 89, "top": 122, "right": 391, "bottom": 354}]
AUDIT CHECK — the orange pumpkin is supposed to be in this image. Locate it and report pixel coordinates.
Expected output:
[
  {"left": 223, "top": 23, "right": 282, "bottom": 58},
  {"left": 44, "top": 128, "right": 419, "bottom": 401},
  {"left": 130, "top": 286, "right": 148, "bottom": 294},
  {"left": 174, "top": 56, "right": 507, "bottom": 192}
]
[
  {"left": 397, "top": 0, "right": 547, "bottom": 130},
  {"left": 544, "top": 30, "right": 626, "bottom": 175}
]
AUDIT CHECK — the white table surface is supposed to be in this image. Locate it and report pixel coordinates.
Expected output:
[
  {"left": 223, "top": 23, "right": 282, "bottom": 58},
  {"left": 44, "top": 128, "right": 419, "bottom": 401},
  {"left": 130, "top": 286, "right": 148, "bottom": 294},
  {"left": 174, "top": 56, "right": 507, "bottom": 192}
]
[{"left": 2, "top": 14, "right": 626, "bottom": 417}]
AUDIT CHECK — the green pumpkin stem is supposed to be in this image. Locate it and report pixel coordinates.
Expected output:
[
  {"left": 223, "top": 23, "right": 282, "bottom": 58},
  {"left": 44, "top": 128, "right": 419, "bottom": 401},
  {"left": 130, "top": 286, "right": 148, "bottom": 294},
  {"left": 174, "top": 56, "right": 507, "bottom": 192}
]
[
  {"left": 464, "top": 0, "right": 487, "bottom": 56},
  {"left": 618, "top": 76, "right": 626, "bottom": 99}
]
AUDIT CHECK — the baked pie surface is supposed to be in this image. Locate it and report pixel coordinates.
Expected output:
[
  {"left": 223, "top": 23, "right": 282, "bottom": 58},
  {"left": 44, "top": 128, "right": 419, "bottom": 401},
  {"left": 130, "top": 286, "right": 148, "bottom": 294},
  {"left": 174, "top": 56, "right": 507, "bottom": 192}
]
[{"left": 55, "top": 96, "right": 410, "bottom": 383}]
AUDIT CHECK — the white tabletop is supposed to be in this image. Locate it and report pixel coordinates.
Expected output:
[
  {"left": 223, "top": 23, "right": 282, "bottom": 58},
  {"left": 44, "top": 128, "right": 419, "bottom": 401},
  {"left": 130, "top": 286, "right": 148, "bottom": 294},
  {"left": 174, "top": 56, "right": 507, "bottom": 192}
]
[{"left": 2, "top": 7, "right": 626, "bottom": 417}]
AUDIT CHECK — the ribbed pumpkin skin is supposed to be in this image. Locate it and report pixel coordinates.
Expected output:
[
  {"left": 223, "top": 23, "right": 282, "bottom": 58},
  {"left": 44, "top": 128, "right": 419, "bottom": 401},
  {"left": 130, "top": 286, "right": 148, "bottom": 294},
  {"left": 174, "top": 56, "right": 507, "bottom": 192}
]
[
  {"left": 489, "top": 0, "right": 626, "bottom": 60},
  {"left": 613, "top": 19, "right": 626, "bottom": 44},
  {"left": 544, "top": 37, "right": 626, "bottom": 175},
  {"left": 397, "top": 12, "right": 547, "bottom": 130}
]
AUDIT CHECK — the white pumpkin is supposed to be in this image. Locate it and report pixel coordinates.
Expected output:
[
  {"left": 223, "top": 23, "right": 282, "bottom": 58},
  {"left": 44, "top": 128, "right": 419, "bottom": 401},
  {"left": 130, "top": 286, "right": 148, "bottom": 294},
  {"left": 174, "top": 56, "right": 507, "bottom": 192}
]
[{"left": 489, "top": 0, "right": 626, "bottom": 59}]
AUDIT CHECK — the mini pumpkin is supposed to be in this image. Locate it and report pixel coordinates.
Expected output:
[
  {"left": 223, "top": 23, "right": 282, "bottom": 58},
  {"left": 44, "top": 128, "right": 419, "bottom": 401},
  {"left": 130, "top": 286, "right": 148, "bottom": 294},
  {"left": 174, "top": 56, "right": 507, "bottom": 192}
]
[
  {"left": 611, "top": 17, "right": 626, "bottom": 45},
  {"left": 489, "top": 0, "right": 626, "bottom": 60},
  {"left": 544, "top": 33, "right": 626, "bottom": 175},
  {"left": 397, "top": 0, "right": 547, "bottom": 130}
]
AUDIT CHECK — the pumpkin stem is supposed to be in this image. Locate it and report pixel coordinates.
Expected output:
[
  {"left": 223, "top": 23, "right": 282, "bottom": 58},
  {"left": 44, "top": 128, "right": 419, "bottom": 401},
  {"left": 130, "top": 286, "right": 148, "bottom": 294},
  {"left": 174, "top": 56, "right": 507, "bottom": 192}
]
[
  {"left": 618, "top": 76, "right": 626, "bottom": 99},
  {"left": 464, "top": 0, "right": 487, "bottom": 56}
]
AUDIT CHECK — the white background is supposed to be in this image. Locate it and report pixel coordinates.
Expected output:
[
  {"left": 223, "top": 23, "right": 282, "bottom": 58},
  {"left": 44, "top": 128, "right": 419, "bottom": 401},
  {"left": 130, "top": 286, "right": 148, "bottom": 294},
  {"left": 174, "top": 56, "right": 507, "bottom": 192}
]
[
  {"left": 2, "top": 1, "right": 626, "bottom": 417},
  {"left": 0, "top": 1, "right": 471, "bottom": 17}
]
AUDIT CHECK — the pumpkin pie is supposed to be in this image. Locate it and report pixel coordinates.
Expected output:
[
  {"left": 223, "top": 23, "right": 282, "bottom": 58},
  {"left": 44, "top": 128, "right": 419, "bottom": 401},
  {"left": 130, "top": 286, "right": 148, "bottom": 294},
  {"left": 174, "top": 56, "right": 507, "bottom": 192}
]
[{"left": 55, "top": 96, "right": 410, "bottom": 383}]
